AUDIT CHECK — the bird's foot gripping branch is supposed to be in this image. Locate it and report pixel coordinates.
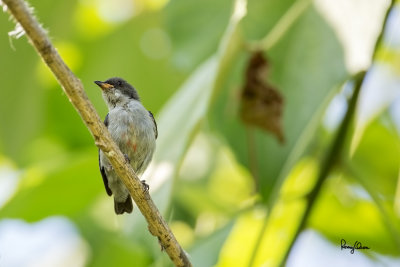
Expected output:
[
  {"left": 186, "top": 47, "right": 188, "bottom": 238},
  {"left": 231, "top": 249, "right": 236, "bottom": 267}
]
[{"left": 1, "top": 0, "right": 192, "bottom": 266}]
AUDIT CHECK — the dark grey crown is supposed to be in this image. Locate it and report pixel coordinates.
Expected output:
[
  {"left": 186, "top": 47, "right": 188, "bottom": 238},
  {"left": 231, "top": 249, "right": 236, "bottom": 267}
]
[{"left": 105, "top": 77, "right": 140, "bottom": 101}]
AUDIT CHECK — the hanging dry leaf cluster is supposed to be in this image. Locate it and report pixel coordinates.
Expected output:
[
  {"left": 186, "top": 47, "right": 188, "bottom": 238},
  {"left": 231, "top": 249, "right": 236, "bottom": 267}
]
[{"left": 240, "top": 51, "right": 285, "bottom": 143}]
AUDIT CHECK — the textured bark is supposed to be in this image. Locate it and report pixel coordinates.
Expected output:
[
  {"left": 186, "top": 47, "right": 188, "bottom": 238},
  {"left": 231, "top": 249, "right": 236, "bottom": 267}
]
[{"left": 1, "top": 0, "right": 191, "bottom": 266}]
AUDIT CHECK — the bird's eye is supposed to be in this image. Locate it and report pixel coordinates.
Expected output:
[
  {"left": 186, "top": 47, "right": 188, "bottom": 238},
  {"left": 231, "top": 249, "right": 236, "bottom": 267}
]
[{"left": 117, "top": 81, "right": 123, "bottom": 87}]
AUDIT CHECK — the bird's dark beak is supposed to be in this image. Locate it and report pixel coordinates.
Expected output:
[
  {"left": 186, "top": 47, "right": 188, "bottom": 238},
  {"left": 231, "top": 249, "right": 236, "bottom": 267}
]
[{"left": 94, "top": 81, "right": 114, "bottom": 91}]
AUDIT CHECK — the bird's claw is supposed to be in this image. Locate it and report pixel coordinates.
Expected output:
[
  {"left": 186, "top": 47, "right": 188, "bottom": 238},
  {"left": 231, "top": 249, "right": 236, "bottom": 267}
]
[
  {"left": 141, "top": 180, "right": 149, "bottom": 192},
  {"left": 123, "top": 154, "right": 130, "bottom": 163},
  {"left": 158, "top": 237, "right": 166, "bottom": 251}
]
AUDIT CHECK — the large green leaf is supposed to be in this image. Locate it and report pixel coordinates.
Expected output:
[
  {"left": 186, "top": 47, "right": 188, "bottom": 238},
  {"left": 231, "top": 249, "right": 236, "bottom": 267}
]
[
  {"left": 78, "top": 218, "right": 152, "bottom": 267},
  {"left": 0, "top": 150, "right": 102, "bottom": 221},
  {"left": 242, "top": 0, "right": 295, "bottom": 41},
  {"left": 164, "top": 0, "right": 234, "bottom": 71},
  {"left": 141, "top": 0, "right": 247, "bottom": 215},
  {"left": 0, "top": 19, "right": 43, "bottom": 163},
  {"left": 310, "top": 173, "right": 400, "bottom": 256},
  {"left": 189, "top": 221, "right": 235, "bottom": 267},
  {"left": 349, "top": 117, "right": 400, "bottom": 198},
  {"left": 351, "top": 64, "right": 400, "bottom": 152},
  {"left": 209, "top": 5, "right": 348, "bottom": 199},
  {"left": 145, "top": 57, "right": 218, "bottom": 214}
]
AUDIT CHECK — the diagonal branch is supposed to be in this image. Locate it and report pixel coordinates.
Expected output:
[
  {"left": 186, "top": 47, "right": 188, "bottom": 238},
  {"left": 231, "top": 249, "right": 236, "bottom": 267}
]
[
  {"left": 1, "top": 0, "right": 192, "bottom": 266},
  {"left": 279, "top": 0, "right": 395, "bottom": 265},
  {"left": 280, "top": 70, "right": 365, "bottom": 266}
]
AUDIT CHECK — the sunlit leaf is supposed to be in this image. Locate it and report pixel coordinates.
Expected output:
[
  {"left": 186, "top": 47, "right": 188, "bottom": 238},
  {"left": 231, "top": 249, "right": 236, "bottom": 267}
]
[
  {"left": 351, "top": 64, "right": 400, "bottom": 153},
  {"left": 349, "top": 118, "right": 400, "bottom": 198},
  {"left": 310, "top": 174, "right": 400, "bottom": 255},
  {"left": 215, "top": 209, "right": 266, "bottom": 267}
]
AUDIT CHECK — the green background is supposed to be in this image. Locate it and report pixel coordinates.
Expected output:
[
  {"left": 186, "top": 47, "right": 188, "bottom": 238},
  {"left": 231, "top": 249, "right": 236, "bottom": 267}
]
[{"left": 0, "top": 0, "right": 399, "bottom": 266}]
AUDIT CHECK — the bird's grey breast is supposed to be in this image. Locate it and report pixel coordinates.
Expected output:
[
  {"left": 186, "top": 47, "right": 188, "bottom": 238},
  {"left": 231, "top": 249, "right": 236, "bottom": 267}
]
[{"left": 107, "top": 102, "right": 156, "bottom": 174}]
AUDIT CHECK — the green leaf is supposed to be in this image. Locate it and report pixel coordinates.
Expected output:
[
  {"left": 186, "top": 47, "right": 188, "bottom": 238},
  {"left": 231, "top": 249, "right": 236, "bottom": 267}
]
[
  {"left": 209, "top": 5, "right": 348, "bottom": 199},
  {"left": 190, "top": 221, "right": 235, "bottom": 267},
  {"left": 0, "top": 150, "right": 102, "bottom": 221},
  {"left": 144, "top": 57, "right": 218, "bottom": 214},
  {"left": 349, "top": 117, "right": 400, "bottom": 198},
  {"left": 143, "top": 0, "right": 248, "bottom": 214},
  {"left": 164, "top": 0, "right": 234, "bottom": 71},
  {"left": 215, "top": 208, "right": 270, "bottom": 267},
  {"left": 351, "top": 64, "right": 400, "bottom": 153},
  {"left": 310, "top": 174, "right": 400, "bottom": 256},
  {"left": 79, "top": 219, "right": 152, "bottom": 267},
  {"left": 242, "top": 0, "right": 295, "bottom": 41}
]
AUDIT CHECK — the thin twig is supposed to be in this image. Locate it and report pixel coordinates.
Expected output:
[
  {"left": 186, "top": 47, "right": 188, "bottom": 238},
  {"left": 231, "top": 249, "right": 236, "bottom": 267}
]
[
  {"left": 246, "top": 0, "right": 312, "bottom": 52},
  {"left": 1, "top": 0, "right": 191, "bottom": 266},
  {"left": 280, "top": 1, "right": 395, "bottom": 264},
  {"left": 280, "top": 70, "right": 365, "bottom": 266},
  {"left": 246, "top": 127, "right": 260, "bottom": 192}
]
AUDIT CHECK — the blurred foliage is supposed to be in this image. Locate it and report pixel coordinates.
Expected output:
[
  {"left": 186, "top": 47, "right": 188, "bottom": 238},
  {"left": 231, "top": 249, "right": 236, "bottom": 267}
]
[{"left": 1, "top": 0, "right": 400, "bottom": 267}]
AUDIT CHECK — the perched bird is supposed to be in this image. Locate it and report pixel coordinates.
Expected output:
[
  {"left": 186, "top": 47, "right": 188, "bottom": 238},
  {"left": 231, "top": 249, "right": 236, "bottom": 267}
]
[{"left": 95, "top": 77, "right": 157, "bottom": 215}]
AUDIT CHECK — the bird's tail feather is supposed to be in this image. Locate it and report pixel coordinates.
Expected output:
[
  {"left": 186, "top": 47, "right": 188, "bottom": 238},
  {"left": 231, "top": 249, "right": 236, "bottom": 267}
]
[{"left": 114, "top": 196, "right": 133, "bottom": 215}]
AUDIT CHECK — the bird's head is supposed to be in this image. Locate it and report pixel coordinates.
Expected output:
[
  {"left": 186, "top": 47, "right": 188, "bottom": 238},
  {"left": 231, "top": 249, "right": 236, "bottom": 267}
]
[{"left": 94, "top": 77, "right": 140, "bottom": 108}]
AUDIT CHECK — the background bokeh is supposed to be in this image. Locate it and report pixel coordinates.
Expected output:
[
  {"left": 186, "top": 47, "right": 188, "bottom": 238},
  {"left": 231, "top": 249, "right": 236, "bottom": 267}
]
[{"left": 0, "top": 0, "right": 400, "bottom": 266}]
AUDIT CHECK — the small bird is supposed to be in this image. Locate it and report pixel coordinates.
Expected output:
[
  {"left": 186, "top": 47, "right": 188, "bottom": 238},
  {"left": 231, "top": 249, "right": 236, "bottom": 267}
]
[{"left": 95, "top": 77, "right": 157, "bottom": 215}]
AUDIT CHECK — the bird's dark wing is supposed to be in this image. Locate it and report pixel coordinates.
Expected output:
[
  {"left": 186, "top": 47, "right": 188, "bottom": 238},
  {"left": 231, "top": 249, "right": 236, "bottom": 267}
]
[
  {"left": 148, "top": 111, "right": 158, "bottom": 139},
  {"left": 99, "top": 113, "right": 112, "bottom": 196},
  {"left": 104, "top": 113, "right": 109, "bottom": 127},
  {"left": 99, "top": 153, "right": 112, "bottom": 196}
]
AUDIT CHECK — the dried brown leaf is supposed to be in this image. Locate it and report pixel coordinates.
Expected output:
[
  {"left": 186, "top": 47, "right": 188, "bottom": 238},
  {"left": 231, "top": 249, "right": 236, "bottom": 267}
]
[{"left": 240, "top": 51, "right": 285, "bottom": 143}]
